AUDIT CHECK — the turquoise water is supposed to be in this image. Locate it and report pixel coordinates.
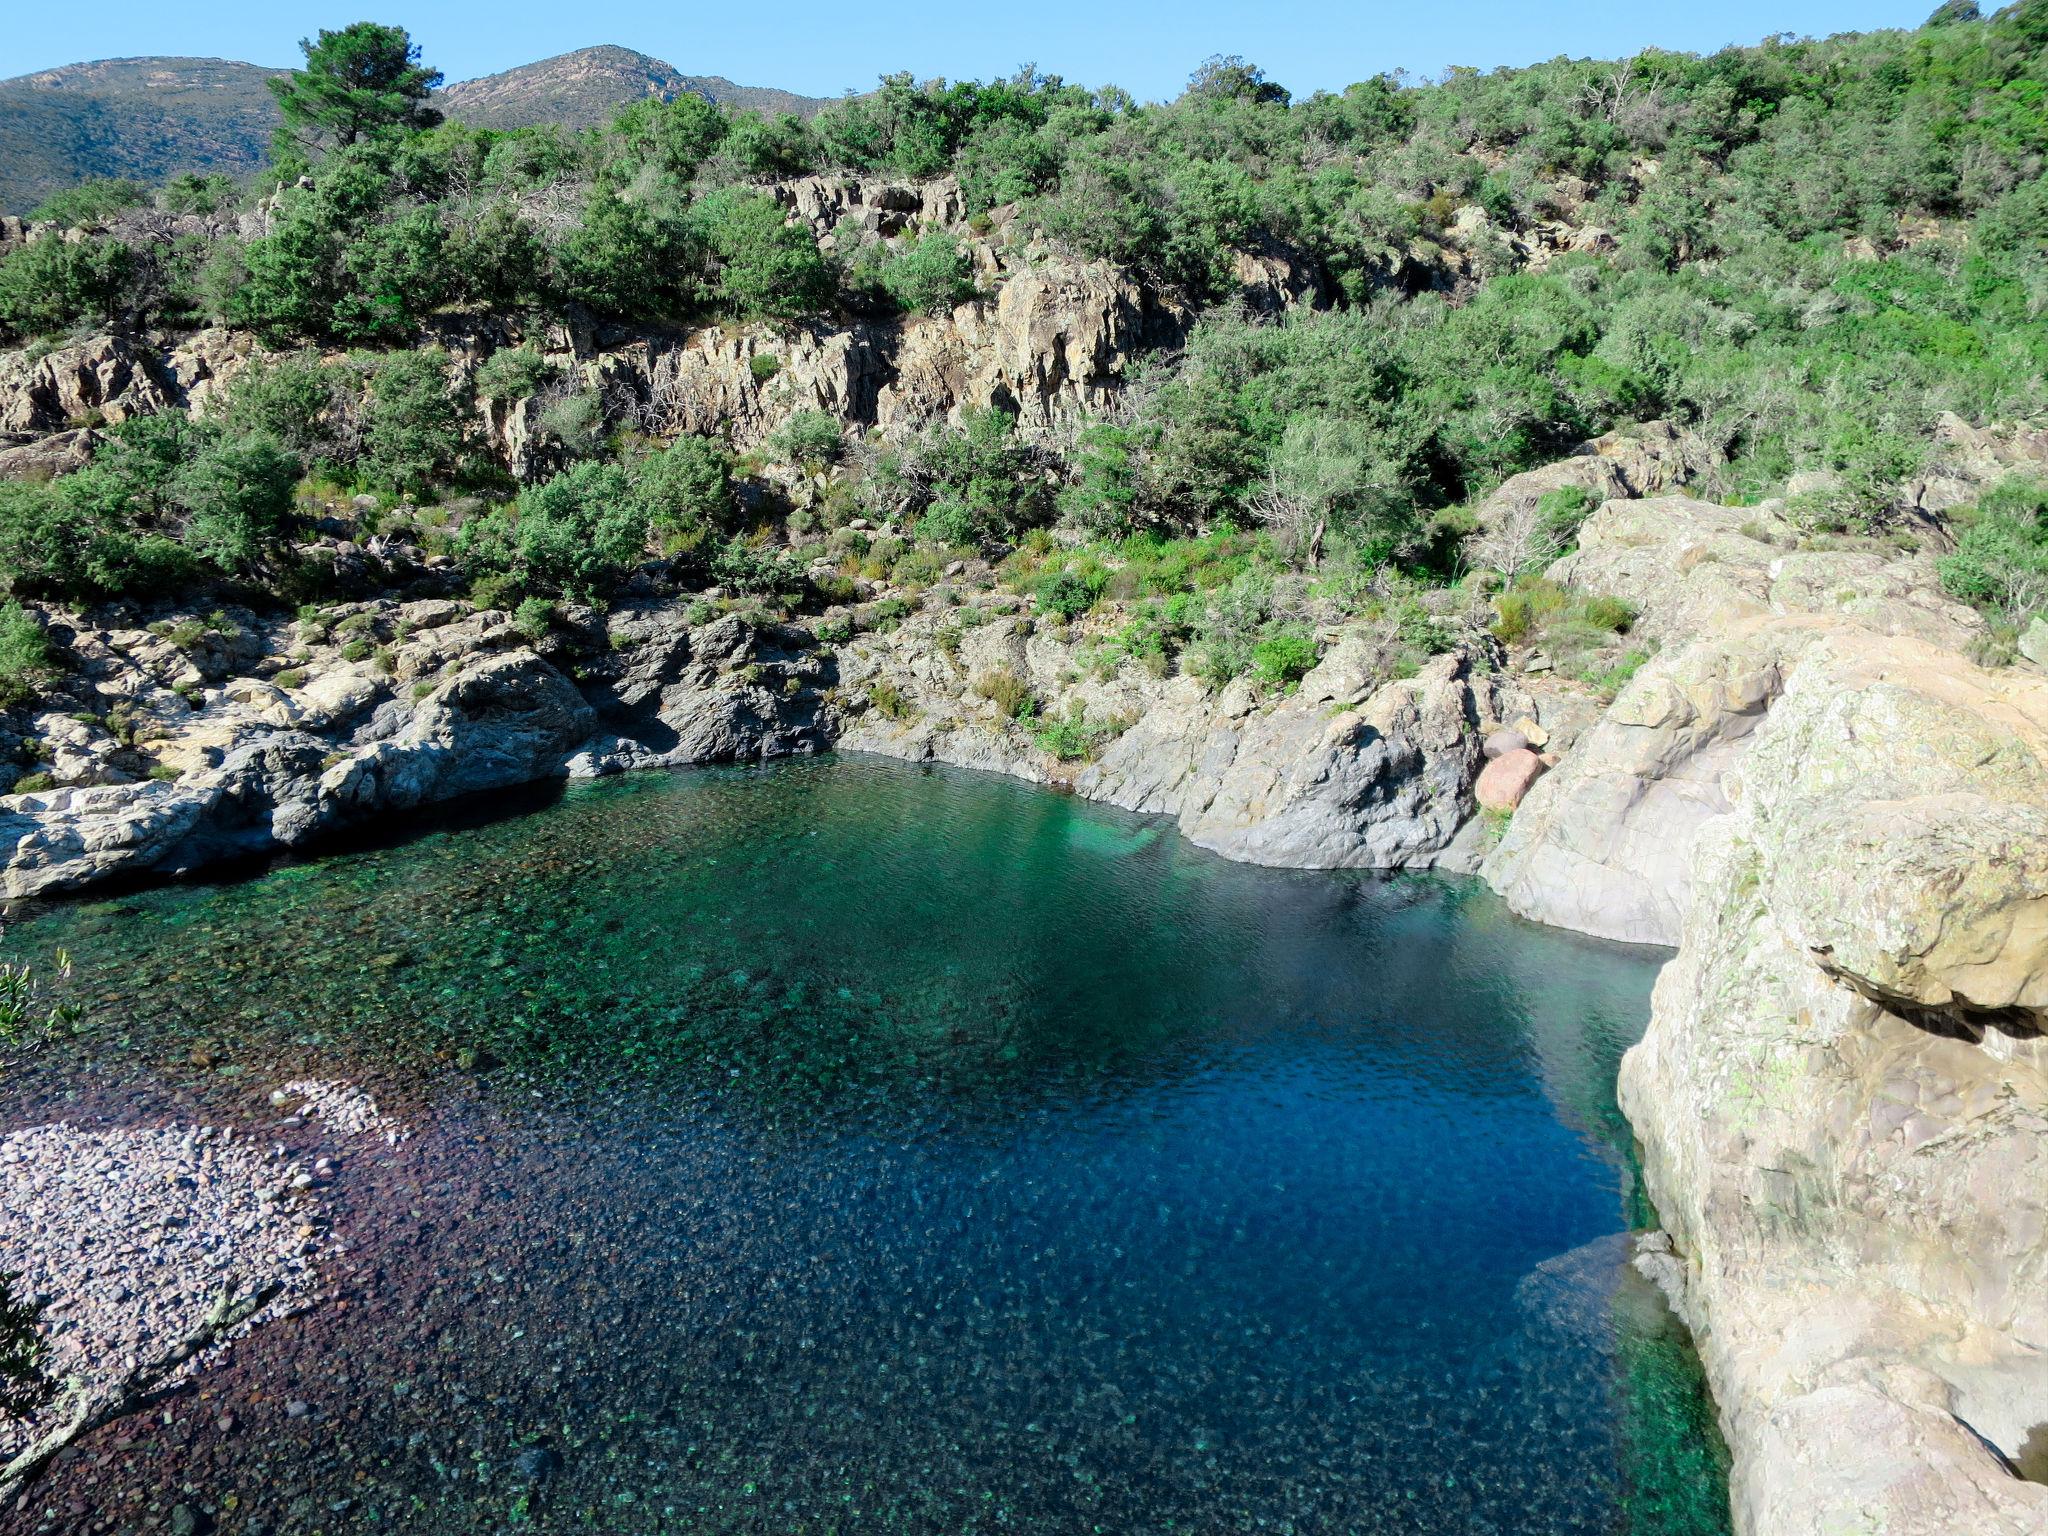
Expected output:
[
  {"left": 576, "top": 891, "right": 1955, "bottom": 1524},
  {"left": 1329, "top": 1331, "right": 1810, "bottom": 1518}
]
[{"left": 3, "top": 757, "right": 1729, "bottom": 1534}]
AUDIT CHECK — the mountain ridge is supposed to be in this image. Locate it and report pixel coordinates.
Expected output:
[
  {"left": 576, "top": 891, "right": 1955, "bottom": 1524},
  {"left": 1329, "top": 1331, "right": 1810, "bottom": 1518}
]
[{"left": 0, "top": 46, "right": 830, "bottom": 213}]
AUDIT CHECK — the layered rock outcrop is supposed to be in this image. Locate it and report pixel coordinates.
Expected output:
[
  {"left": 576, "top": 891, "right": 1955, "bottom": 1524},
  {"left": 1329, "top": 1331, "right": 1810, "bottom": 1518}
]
[{"left": 833, "top": 604, "right": 1544, "bottom": 871}]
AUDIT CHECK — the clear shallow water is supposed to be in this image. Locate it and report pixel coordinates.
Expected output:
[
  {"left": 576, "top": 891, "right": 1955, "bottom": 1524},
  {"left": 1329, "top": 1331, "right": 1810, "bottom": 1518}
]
[{"left": 4, "top": 757, "right": 1729, "bottom": 1534}]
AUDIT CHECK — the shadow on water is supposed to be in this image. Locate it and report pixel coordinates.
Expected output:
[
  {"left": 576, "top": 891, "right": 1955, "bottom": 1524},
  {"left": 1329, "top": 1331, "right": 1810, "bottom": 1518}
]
[{"left": 2, "top": 755, "right": 1730, "bottom": 1534}]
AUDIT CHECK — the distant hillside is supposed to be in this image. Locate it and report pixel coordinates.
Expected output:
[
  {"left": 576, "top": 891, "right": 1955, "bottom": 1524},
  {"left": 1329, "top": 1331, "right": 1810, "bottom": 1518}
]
[
  {"left": 438, "top": 46, "right": 830, "bottom": 131},
  {"left": 0, "top": 46, "right": 830, "bottom": 214},
  {"left": 0, "top": 57, "right": 283, "bottom": 215}
]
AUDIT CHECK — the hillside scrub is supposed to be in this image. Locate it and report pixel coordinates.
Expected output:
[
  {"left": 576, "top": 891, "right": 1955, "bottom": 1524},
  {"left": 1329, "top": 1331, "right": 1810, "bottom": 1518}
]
[{"left": 0, "top": 8, "right": 2043, "bottom": 637}]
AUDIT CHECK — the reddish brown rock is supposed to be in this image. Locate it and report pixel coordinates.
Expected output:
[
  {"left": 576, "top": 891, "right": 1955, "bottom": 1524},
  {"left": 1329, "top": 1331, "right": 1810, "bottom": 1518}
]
[{"left": 1476, "top": 747, "right": 1546, "bottom": 811}]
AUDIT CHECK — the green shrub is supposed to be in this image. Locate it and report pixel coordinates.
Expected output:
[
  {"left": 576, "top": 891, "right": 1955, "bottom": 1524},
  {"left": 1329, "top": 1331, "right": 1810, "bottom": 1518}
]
[
  {"left": 474, "top": 346, "right": 555, "bottom": 403},
  {"left": 866, "top": 679, "right": 916, "bottom": 719},
  {"left": 1939, "top": 479, "right": 2048, "bottom": 622},
  {"left": 274, "top": 667, "right": 308, "bottom": 689},
  {"left": 1250, "top": 630, "right": 1319, "bottom": 687},
  {"left": 458, "top": 461, "right": 650, "bottom": 603},
  {"left": 877, "top": 232, "right": 976, "bottom": 315},
  {"left": 1035, "top": 570, "right": 1099, "bottom": 620},
  {"left": 688, "top": 187, "right": 835, "bottom": 320},
  {"left": 750, "top": 353, "right": 781, "bottom": 383},
  {"left": 770, "top": 411, "right": 845, "bottom": 470},
  {"left": 514, "top": 596, "right": 555, "bottom": 641},
  {"left": 358, "top": 349, "right": 466, "bottom": 497},
  {"left": 10, "top": 773, "right": 55, "bottom": 795},
  {"left": 1580, "top": 594, "right": 1637, "bottom": 633},
  {"left": 1033, "top": 703, "right": 1124, "bottom": 761},
  {"left": 30, "top": 179, "right": 149, "bottom": 227},
  {"left": 213, "top": 352, "right": 350, "bottom": 459},
  {"left": 0, "top": 416, "right": 294, "bottom": 599},
  {"left": 0, "top": 604, "right": 53, "bottom": 709},
  {"left": 973, "top": 667, "right": 1039, "bottom": 719},
  {"left": 632, "top": 436, "right": 735, "bottom": 548},
  {"left": 0, "top": 236, "right": 137, "bottom": 337}
]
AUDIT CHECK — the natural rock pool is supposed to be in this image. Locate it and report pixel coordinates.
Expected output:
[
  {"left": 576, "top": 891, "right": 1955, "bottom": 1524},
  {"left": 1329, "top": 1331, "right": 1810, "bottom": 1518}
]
[{"left": 3, "top": 757, "right": 1729, "bottom": 1534}]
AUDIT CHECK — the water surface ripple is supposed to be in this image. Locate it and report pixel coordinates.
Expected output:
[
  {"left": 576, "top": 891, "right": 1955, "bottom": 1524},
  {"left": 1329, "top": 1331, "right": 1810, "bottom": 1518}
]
[{"left": 4, "top": 757, "right": 1729, "bottom": 1534}]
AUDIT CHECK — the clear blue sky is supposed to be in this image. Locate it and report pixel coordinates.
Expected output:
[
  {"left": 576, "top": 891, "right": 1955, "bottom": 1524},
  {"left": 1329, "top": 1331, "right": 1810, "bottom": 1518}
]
[{"left": 4, "top": 1, "right": 1939, "bottom": 101}]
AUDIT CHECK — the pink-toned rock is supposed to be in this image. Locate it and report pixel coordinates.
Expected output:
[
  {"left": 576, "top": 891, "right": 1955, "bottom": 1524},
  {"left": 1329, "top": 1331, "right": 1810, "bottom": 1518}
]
[{"left": 1476, "top": 748, "right": 1546, "bottom": 812}]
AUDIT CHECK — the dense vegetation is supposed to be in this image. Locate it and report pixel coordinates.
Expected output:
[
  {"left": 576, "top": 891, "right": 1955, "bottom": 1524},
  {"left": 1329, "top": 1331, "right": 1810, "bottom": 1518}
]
[{"left": 1, "top": 6, "right": 2045, "bottom": 672}]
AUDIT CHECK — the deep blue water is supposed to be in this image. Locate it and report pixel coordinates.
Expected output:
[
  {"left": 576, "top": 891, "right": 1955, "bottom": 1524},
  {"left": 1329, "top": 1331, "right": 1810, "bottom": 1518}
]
[{"left": 3, "top": 756, "right": 1728, "bottom": 1534}]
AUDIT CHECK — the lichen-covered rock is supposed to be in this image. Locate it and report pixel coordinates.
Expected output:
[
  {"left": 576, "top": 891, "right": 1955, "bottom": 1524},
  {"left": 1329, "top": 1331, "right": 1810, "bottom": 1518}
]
[
  {"left": 1485, "top": 621, "right": 1792, "bottom": 944},
  {"left": 1470, "top": 421, "right": 1718, "bottom": 547},
  {"left": 1617, "top": 628, "right": 2048, "bottom": 1535},
  {"left": 1549, "top": 496, "right": 1984, "bottom": 650}
]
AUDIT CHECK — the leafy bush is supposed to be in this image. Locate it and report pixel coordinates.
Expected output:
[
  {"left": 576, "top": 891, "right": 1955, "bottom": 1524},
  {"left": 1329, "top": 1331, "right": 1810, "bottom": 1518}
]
[
  {"left": 1580, "top": 594, "right": 1637, "bottom": 633},
  {"left": 31, "top": 180, "right": 149, "bottom": 227},
  {"left": 0, "top": 415, "right": 296, "bottom": 599},
  {"left": 973, "top": 667, "right": 1039, "bottom": 719},
  {"left": 770, "top": 411, "right": 845, "bottom": 470},
  {"left": 876, "top": 232, "right": 976, "bottom": 315},
  {"left": 1939, "top": 478, "right": 2048, "bottom": 621},
  {"left": 458, "top": 461, "right": 649, "bottom": 602},
  {"left": 866, "top": 679, "right": 916, "bottom": 719},
  {"left": 514, "top": 595, "right": 555, "bottom": 641},
  {"left": 473, "top": 346, "right": 555, "bottom": 403},
  {"left": 893, "top": 408, "right": 1051, "bottom": 551},
  {"left": 358, "top": 349, "right": 466, "bottom": 496},
  {"left": 212, "top": 351, "right": 351, "bottom": 459},
  {"left": 1035, "top": 569, "right": 1100, "bottom": 620},
  {"left": 0, "top": 604, "right": 54, "bottom": 709},
  {"left": 632, "top": 436, "right": 736, "bottom": 549},
  {"left": 1250, "top": 630, "right": 1318, "bottom": 687},
  {"left": 1033, "top": 702, "right": 1125, "bottom": 761},
  {"left": 537, "top": 390, "right": 607, "bottom": 458},
  {"left": 688, "top": 187, "right": 835, "bottom": 320},
  {"left": 0, "top": 237, "right": 136, "bottom": 338}
]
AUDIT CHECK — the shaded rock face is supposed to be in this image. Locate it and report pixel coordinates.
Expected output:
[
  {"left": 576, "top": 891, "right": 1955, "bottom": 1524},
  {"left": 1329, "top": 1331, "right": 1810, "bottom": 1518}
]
[
  {"left": 1617, "top": 627, "right": 2048, "bottom": 1535},
  {"left": 835, "top": 609, "right": 1526, "bottom": 872},
  {"left": 1081, "top": 648, "right": 1502, "bottom": 870},
  {"left": 0, "top": 604, "right": 830, "bottom": 898}
]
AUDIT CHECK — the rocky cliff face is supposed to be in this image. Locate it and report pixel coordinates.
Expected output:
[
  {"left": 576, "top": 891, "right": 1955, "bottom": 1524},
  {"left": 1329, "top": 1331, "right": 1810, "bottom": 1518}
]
[
  {"left": 1482, "top": 491, "right": 2048, "bottom": 1531},
  {"left": 0, "top": 175, "right": 1265, "bottom": 477},
  {"left": 833, "top": 601, "right": 1545, "bottom": 870},
  {"left": 1618, "top": 624, "right": 2048, "bottom": 1534}
]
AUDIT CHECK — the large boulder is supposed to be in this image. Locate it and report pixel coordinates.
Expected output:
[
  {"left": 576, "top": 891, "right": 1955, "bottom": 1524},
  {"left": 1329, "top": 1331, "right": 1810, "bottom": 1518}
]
[
  {"left": 1486, "top": 497, "right": 1990, "bottom": 944},
  {"left": 569, "top": 609, "right": 833, "bottom": 772}
]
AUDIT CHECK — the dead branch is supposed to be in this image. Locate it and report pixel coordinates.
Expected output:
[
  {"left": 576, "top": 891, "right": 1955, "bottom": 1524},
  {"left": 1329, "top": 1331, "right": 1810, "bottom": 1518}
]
[{"left": 0, "top": 1278, "right": 283, "bottom": 1499}]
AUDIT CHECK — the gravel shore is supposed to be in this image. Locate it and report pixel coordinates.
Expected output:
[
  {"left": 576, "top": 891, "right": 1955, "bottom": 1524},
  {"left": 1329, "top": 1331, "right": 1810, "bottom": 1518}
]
[{"left": 0, "top": 1080, "right": 394, "bottom": 1463}]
